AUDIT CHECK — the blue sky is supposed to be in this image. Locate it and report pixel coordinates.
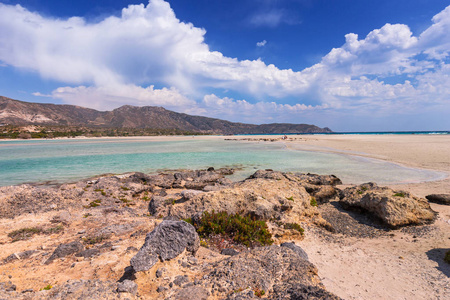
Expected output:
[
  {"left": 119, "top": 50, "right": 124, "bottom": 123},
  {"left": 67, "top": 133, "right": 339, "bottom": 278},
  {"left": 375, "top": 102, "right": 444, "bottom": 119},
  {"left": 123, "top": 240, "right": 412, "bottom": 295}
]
[{"left": 0, "top": 0, "right": 449, "bottom": 131}]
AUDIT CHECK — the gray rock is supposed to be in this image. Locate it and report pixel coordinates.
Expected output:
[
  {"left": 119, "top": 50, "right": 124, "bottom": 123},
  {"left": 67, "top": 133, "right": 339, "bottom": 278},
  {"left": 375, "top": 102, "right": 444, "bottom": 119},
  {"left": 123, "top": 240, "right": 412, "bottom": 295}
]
[
  {"left": 208, "top": 246, "right": 340, "bottom": 299},
  {"left": 157, "top": 286, "right": 168, "bottom": 293},
  {"left": 45, "top": 241, "right": 84, "bottom": 264},
  {"left": 426, "top": 194, "right": 450, "bottom": 205},
  {"left": 155, "top": 268, "right": 165, "bottom": 278},
  {"left": 38, "top": 279, "right": 122, "bottom": 300},
  {"left": 2, "top": 250, "right": 37, "bottom": 264},
  {"left": 181, "top": 190, "right": 204, "bottom": 201},
  {"left": 75, "top": 248, "right": 100, "bottom": 258},
  {"left": 171, "top": 285, "right": 209, "bottom": 300},
  {"left": 280, "top": 242, "right": 309, "bottom": 260},
  {"left": 117, "top": 280, "right": 138, "bottom": 294},
  {"left": 173, "top": 275, "right": 190, "bottom": 286},
  {"left": 130, "top": 220, "right": 200, "bottom": 272},
  {"left": 0, "top": 281, "right": 16, "bottom": 292},
  {"left": 221, "top": 248, "right": 239, "bottom": 256}
]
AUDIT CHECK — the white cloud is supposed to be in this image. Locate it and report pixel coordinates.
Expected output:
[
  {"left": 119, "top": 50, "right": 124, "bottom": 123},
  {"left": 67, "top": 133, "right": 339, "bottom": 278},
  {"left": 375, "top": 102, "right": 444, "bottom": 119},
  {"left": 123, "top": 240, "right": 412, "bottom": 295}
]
[
  {"left": 257, "top": 40, "right": 267, "bottom": 47},
  {"left": 48, "top": 84, "right": 195, "bottom": 111},
  {"left": 0, "top": 1, "right": 449, "bottom": 129}
]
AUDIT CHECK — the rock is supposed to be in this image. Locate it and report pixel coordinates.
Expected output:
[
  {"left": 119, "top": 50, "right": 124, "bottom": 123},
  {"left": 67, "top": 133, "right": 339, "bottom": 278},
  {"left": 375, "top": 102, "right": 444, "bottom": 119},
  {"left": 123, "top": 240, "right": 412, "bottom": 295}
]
[
  {"left": 148, "top": 173, "right": 175, "bottom": 189},
  {"left": 314, "top": 185, "right": 339, "bottom": 204},
  {"left": 166, "top": 176, "right": 315, "bottom": 225},
  {"left": 173, "top": 275, "right": 190, "bottom": 286},
  {"left": 280, "top": 242, "right": 309, "bottom": 260},
  {"left": 50, "top": 211, "right": 72, "bottom": 225},
  {"left": 117, "top": 280, "right": 138, "bottom": 294},
  {"left": 130, "top": 220, "right": 200, "bottom": 272},
  {"left": 0, "top": 185, "right": 66, "bottom": 218},
  {"left": 2, "top": 250, "right": 37, "bottom": 264},
  {"left": 181, "top": 190, "right": 204, "bottom": 201},
  {"left": 339, "top": 183, "right": 436, "bottom": 228},
  {"left": 157, "top": 286, "right": 168, "bottom": 293},
  {"left": 155, "top": 268, "right": 165, "bottom": 278},
  {"left": 272, "top": 283, "right": 342, "bottom": 299},
  {"left": 221, "top": 248, "right": 239, "bottom": 256},
  {"left": 38, "top": 279, "right": 124, "bottom": 300},
  {"left": 75, "top": 248, "right": 100, "bottom": 258},
  {"left": 171, "top": 285, "right": 209, "bottom": 300},
  {"left": 45, "top": 241, "right": 84, "bottom": 264},
  {"left": 207, "top": 246, "right": 340, "bottom": 299},
  {"left": 0, "top": 281, "right": 16, "bottom": 292},
  {"left": 426, "top": 194, "right": 450, "bottom": 205}
]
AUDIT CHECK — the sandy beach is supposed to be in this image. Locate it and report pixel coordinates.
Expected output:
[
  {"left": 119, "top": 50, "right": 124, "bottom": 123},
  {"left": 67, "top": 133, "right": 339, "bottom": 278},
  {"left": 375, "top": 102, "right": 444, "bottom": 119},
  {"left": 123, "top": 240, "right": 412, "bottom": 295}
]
[{"left": 281, "top": 134, "right": 450, "bottom": 300}]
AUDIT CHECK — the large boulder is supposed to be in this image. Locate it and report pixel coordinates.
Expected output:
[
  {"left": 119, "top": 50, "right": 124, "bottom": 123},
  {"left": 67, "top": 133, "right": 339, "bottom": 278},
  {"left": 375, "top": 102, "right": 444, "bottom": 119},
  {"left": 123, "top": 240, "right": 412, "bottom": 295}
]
[
  {"left": 207, "top": 246, "right": 341, "bottom": 299},
  {"left": 426, "top": 194, "right": 450, "bottom": 205},
  {"left": 130, "top": 220, "right": 199, "bottom": 272},
  {"left": 159, "top": 176, "right": 316, "bottom": 225},
  {"left": 339, "top": 183, "right": 436, "bottom": 228}
]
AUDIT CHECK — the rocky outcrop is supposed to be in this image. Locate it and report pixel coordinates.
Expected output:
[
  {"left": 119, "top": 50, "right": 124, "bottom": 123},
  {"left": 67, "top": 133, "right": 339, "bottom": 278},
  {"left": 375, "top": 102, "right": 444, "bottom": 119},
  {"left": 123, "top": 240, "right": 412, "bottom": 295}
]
[
  {"left": 339, "top": 183, "right": 436, "bottom": 228},
  {"left": 207, "top": 245, "right": 341, "bottom": 299},
  {"left": 426, "top": 194, "right": 450, "bottom": 205},
  {"left": 130, "top": 220, "right": 200, "bottom": 272},
  {"left": 155, "top": 176, "right": 316, "bottom": 225}
]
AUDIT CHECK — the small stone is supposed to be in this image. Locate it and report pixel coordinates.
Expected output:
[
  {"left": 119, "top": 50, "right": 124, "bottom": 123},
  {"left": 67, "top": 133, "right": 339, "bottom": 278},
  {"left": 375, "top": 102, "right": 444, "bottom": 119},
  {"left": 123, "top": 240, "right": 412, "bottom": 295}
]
[
  {"left": 117, "top": 280, "right": 138, "bottom": 295},
  {"left": 157, "top": 286, "right": 168, "bottom": 293},
  {"left": 155, "top": 268, "right": 165, "bottom": 278}
]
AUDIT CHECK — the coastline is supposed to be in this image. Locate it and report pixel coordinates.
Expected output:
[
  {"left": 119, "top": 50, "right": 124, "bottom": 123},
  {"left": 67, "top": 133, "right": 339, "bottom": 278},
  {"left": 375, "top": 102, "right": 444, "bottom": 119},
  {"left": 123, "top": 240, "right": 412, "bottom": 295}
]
[{"left": 2, "top": 134, "right": 449, "bottom": 196}]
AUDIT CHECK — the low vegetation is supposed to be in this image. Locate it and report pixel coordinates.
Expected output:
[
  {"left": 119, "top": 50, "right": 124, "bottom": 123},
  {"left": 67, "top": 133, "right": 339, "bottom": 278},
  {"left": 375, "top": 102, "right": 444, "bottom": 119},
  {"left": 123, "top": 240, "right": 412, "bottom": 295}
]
[
  {"left": 310, "top": 196, "right": 318, "bottom": 207},
  {"left": 283, "top": 222, "right": 305, "bottom": 234},
  {"left": 0, "top": 125, "right": 208, "bottom": 139},
  {"left": 185, "top": 211, "right": 273, "bottom": 247},
  {"left": 8, "top": 225, "right": 64, "bottom": 242},
  {"left": 393, "top": 192, "right": 406, "bottom": 197}
]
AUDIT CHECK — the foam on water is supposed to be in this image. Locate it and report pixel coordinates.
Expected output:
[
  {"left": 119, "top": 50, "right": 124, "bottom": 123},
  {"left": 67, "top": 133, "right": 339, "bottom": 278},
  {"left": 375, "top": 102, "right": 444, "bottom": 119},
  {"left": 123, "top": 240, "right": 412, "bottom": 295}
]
[{"left": 0, "top": 138, "right": 445, "bottom": 186}]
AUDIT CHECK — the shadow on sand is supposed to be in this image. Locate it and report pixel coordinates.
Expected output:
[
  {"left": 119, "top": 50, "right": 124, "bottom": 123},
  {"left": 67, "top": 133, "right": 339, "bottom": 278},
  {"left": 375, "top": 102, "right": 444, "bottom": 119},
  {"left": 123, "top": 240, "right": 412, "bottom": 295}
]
[{"left": 426, "top": 248, "right": 450, "bottom": 277}]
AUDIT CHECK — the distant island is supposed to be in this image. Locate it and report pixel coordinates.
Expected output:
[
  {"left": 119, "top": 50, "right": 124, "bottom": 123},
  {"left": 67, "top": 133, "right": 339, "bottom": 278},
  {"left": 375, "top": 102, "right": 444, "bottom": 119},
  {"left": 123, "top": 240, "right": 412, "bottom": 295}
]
[{"left": 0, "top": 96, "right": 332, "bottom": 138}]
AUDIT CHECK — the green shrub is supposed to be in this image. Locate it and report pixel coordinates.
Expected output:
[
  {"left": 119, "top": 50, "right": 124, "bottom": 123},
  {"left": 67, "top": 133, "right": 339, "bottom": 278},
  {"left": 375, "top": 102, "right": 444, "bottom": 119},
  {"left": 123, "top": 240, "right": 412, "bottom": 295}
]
[
  {"left": 120, "top": 186, "right": 130, "bottom": 191},
  {"left": 186, "top": 211, "right": 273, "bottom": 247},
  {"left": 254, "top": 288, "right": 265, "bottom": 297},
  {"left": 445, "top": 250, "right": 450, "bottom": 264},
  {"left": 284, "top": 223, "right": 304, "bottom": 235},
  {"left": 393, "top": 192, "right": 406, "bottom": 197},
  {"left": 41, "top": 284, "right": 52, "bottom": 291},
  {"left": 310, "top": 197, "right": 318, "bottom": 207},
  {"left": 286, "top": 196, "right": 294, "bottom": 201}
]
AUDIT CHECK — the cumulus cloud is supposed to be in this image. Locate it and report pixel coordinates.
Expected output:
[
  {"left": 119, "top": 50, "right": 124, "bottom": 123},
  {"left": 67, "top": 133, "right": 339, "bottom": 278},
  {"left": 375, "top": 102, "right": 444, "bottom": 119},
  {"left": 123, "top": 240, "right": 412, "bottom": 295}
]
[
  {"left": 0, "top": 1, "right": 449, "bottom": 128},
  {"left": 257, "top": 40, "right": 267, "bottom": 47}
]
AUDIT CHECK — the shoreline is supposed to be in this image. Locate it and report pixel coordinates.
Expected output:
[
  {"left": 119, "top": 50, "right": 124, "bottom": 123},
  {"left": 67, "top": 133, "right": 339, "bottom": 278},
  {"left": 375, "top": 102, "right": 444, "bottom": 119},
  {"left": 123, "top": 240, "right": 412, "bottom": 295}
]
[{"left": 1, "top": 134, "right": 449, "bottom": 195}]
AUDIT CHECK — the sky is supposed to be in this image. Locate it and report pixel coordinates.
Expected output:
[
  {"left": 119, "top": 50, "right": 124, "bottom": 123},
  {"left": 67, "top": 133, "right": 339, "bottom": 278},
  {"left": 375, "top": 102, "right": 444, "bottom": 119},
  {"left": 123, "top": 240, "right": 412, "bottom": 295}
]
[{"left": 0, "top": 0, "right": 449, "bottom": 132}]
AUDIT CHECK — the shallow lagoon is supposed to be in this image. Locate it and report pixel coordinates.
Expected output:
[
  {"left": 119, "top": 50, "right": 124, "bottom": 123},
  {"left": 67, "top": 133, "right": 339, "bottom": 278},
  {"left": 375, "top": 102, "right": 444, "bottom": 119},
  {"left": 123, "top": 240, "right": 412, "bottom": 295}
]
[{"left": 0, "top": 137, "right": 444, "bottom": 186}]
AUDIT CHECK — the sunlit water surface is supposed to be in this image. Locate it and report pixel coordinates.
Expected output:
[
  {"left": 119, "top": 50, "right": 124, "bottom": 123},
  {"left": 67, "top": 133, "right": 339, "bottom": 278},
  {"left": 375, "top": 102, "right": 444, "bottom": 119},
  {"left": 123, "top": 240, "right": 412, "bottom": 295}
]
[{"left": 0, "top": 138, "right": 445, "bottom": 186}]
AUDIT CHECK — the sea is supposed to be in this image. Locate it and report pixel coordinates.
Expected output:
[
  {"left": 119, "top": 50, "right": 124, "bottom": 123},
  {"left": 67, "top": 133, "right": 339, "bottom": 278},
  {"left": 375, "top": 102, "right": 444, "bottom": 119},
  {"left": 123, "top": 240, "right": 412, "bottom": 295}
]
[{"left": 0, "top": 135, "right": 446, "bottom": 187}]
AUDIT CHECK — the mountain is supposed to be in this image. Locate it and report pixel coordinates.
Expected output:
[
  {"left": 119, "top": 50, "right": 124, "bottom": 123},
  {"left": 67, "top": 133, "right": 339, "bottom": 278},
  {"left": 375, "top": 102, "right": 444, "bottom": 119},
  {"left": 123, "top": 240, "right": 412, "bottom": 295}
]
[{"left": 0, "top": 96, "right": 332, "bottom": 134}]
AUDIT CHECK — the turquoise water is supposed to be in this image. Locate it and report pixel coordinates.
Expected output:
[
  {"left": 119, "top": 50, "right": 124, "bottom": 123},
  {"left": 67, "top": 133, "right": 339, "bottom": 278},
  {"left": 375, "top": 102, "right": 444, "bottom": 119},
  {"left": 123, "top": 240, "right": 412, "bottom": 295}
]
[{"left": 0, "top": 138, "right": 445, "bottom": 186}]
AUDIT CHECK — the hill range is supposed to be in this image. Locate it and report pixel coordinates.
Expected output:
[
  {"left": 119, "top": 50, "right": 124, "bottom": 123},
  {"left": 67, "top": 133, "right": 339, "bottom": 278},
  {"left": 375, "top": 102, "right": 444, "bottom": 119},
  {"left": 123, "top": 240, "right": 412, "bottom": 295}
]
[{"left": 0, "top": 96, "right": 332, "bottom": 134}]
